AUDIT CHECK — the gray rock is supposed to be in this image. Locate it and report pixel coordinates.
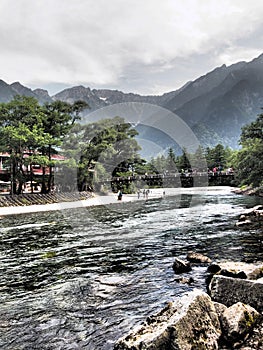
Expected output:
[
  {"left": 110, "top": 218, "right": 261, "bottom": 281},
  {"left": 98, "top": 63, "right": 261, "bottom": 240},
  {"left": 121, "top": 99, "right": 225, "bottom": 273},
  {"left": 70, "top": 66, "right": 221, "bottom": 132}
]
[
  {"left": 187, "top": 251, "right": 212, "bottom": 263},
  {"left": 236, "top": 205, "right": 263, "bottom": 228},
  {"left": 209, "top": 275, "right": 263, "bottom": 312},
  {"left": 175, "top": 277, "right": 194, "bottom": 285},
  {"left": 247, "top": 266, "right": 263, "bottom": 280},
  {"left": 221, "top": 302, "right": 260, "bottom": 343},
  {"left": 172, "top": 258, "right": 192, "bottom": 274},
  {"left": 207, "top": 264, "right": 221, "bottom": 274},
  {"left": 210, "top": 262, "right": 263, "bottom": 280},
  {"left": 114, "top": 289, "right": 221, "bottom": 350},
  {"left": 213, "top": 302, "right": 227, "bottom": 320},
  {"left": 241, "top": 315, "right": 263, "bottom": 350}
]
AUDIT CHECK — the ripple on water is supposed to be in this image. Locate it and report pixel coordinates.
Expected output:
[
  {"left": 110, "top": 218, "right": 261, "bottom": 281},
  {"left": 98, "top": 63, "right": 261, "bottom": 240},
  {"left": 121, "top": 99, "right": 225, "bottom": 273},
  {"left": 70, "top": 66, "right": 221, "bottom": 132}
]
[{"left": 0, "top": 190, "right": 262, "bottom": 349}]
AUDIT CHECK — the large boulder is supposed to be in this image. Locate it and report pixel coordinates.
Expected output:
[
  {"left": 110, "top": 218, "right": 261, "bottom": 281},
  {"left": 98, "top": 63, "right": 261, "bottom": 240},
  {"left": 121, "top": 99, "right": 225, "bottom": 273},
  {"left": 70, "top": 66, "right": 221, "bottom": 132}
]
[
  {"left": 209, "top": 275, "right": 263, "bottom": 312},
  {"left": 114, "top": 289, "right": 221, "bottom": 350},
  {"left": 221, "top": 302, "right": 260, "bottom": 343},
  {"left": 172, "top": 258, "right": 192, "bottom": 274}
]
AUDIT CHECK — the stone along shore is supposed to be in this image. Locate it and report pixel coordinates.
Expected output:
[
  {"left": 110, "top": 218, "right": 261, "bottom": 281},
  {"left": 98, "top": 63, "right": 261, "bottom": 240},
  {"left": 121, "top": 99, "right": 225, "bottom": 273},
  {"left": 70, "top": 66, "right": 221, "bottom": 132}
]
[
  {"left": 114, "top": 251, "right": 263, "bottom": 350},
  {"left": 113, "top": 205, "right": 263, "bottom": 349}
]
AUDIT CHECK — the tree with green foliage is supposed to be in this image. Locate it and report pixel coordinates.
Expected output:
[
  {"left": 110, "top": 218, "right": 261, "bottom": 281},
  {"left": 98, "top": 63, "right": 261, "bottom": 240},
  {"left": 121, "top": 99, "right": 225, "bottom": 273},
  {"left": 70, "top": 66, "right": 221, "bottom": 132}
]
[
  {"left": 62, "top": 116, "right": 141, "bottom": 191},
  {"left": 190, "top": 145, "right": 207, "bottom": 171},
  {"left": 40, "top": 100, "right": 88, "bottom": 193},
  {"left": 166, "top": 147, "right": 177, "bottom": 173},
  {"left": 177, "top": 147, "right": 191, "bottom": 172},
  {"left": 205, "top": 144, "right": 228, "bottom": 170},
  {"left": 0, "top": 96, "right": 45, "bottom": 194},
  {"left": 148, "top": 154, "right": 167, "bottom": 174},
  {"left": 0, "top": 96, "right": 88, "bottom": 194},
  {"left": 235, "top": 113, "right": 263, "bottom": 187}
]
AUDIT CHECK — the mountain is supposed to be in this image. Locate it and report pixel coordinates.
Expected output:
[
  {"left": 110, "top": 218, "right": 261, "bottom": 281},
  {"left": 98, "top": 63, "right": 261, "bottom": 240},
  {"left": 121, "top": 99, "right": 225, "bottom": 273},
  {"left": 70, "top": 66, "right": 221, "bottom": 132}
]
[
  {"left": 53, "top": 85, "right": 107, "bottom": 110},
  {"left": 0, "top": 53, "right": 262, "bottom": 149},
  {"left": 53, "top": 86, "right": 178, "bottom": 109},
  {"left": 0, "top": 79, "right": 16, "bottom": 102},
  {"left": 164, "top": 61, "right": 246, "bottom": 111},
  {"left": 10, "top": 81, "right": 38, "bottom": 98},
  {"left": 0, "top": 81, "right": 53, "bottom": 104},
  {"left": 91, "top": 88, "right": 173, "bottom": 106},
  {"left": 172, "top": 54, "right": 263, "bottom": 147},
  {"left": 32, "top": 89, "right": 53, "bottom": 103},
  {"left": 52, "top": 54, "right": 263, "bottom": 148}
]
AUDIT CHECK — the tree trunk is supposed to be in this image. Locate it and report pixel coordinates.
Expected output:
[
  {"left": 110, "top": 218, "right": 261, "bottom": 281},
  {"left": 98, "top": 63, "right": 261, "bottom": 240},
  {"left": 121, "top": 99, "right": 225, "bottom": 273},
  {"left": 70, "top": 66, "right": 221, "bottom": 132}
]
[
  {"left": 10, "top": 156, "right": 17, "bottom": 195},
  {"left": 47, "top": 144, "right": 53, "bottom": 193},
  {"left": 41, "top": 166, "right": 47, "bottom": 193},
  {"left": 17, "top": 181, "right": 23, "bottom": 195},
  {"left": 30, "top": 163, "right": 33, "bottom": 193},
  {"left": 16, "top": 160, "right": 25, "bottom": 195}
]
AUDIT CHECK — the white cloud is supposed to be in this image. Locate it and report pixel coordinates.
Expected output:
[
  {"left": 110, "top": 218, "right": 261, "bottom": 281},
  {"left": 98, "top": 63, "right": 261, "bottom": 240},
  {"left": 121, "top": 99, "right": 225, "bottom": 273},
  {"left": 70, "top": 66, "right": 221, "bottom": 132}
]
[{"left": 0, "top": 0, "right": 262, "bottom": 94}]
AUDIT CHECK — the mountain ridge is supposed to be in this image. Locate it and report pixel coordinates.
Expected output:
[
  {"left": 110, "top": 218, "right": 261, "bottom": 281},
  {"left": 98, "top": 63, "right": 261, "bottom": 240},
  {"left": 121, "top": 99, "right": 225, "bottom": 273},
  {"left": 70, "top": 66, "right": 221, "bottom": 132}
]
[{"left": 0, "top": 53, "right": 262, "bottom": 148}]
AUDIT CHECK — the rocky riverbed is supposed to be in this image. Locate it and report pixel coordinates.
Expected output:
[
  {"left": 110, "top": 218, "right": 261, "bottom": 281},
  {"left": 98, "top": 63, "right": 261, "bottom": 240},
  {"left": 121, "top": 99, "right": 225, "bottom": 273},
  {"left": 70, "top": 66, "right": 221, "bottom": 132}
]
[
  {"left": 0, "top": 187, "right": 262, "bottom": 349},
  {"left": 114, "top": 202, "right": 263, "bottom": 349},
  {"left": 114, "top": 256, "right": 263, "bottom": 350}
]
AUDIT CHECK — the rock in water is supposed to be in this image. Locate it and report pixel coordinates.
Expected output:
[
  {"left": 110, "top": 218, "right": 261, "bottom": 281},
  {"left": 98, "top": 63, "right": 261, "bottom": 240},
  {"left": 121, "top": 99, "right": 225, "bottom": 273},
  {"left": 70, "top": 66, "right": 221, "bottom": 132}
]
[
  {"left": 114, "top": 289, "right": 221, "bottom": 350},
  {"left": 209, "top": 275, "right": 263, "bottom": 312},
  {"left": 221, "top": 302, "right": 260, "bottom": 343},
  {"left": 215, "top": 262, "right": 263, "bottom": 280},
  {"left": 175, "top": 277, "right": 194, "bottom": 285},
  {"left": 236, "top": 205, "right": 263, "bottom": 228},
  {"left": 187, "top": 251, "right": 212, "bottom": 263},
  {"left": 207, "top": 261, "right": 263, "bottom": 283},
  {"left": 172, "top": 258, "right": 192, "bottom": 274}
]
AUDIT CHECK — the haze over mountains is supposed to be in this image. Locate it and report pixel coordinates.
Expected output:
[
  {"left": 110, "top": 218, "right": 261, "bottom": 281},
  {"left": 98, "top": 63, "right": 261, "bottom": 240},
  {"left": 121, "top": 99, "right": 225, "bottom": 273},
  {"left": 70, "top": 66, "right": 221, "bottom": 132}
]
[{"left": 1, "top": 53, "right": 263, "bottom": 149}]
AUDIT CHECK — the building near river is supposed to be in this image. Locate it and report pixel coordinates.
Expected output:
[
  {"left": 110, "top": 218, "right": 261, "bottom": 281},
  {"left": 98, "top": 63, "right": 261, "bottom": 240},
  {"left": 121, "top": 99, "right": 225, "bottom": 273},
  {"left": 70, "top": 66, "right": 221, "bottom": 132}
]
[{"left": 0, "top": 152, "right": 66, "bottom": 193}]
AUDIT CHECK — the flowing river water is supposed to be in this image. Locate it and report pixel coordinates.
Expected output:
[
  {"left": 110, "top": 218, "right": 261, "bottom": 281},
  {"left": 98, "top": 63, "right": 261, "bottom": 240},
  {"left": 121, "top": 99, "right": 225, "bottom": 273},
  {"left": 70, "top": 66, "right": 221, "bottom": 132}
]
[{"left": 0, "top": 187, "right": 262, "bottom": 349}]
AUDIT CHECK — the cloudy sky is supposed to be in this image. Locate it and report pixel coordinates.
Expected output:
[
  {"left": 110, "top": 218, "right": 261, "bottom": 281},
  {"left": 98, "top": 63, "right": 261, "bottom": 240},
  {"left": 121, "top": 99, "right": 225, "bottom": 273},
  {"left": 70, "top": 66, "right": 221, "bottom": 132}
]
[{"left": 0, "top": 0, "right": 262, "bottom": 95}]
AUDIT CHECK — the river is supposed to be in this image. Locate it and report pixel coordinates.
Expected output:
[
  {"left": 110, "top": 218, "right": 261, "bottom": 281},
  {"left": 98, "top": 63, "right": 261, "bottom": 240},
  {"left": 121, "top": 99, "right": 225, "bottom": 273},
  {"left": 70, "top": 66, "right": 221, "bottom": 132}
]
[{"left": 0, "top": 187, "right": 262, "bottom": 349}]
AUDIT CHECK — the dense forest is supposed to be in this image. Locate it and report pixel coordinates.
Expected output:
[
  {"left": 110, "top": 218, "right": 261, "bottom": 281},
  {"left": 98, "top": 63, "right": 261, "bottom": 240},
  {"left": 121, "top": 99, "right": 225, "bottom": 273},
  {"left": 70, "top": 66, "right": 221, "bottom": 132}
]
[{"left": 0, "top": 96, "right": 262, "bottom": 194}]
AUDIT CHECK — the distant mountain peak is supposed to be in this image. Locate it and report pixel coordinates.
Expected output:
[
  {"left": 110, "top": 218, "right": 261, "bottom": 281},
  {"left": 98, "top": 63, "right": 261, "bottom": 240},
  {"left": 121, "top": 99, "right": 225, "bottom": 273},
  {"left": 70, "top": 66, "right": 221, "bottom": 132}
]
[
  {"left": 10, "top": 81, "right": 35, "bottom": 95},
  {"left": 33, "top": 88, "right": 53, "bottom": 103},
  {"left": 11, "top": 81, "right": 24, "bottom": 87},
  {"left": 0, "top": 79, "right": 11, "bottom": 86}
]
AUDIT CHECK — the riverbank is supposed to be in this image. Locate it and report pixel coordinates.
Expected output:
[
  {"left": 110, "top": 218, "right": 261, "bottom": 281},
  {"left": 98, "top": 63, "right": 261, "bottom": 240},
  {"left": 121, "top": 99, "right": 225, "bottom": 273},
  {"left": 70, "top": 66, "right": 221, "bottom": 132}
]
[
  {"left": 0, "top": 191, "right": 93, "bottom": 207},
  {"left": 0, "top": 186, "right": 234, "bottom": 217},
  {"left": 232, "top": 185, "right": 263, "bottom": 197}
]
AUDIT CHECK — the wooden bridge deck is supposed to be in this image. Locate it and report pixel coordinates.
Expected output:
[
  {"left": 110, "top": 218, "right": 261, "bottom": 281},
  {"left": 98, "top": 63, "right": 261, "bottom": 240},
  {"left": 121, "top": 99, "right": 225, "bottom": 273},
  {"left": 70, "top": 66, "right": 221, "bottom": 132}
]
[{"left": 108, "top": 173, "right": 235, "bottom": 190}]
